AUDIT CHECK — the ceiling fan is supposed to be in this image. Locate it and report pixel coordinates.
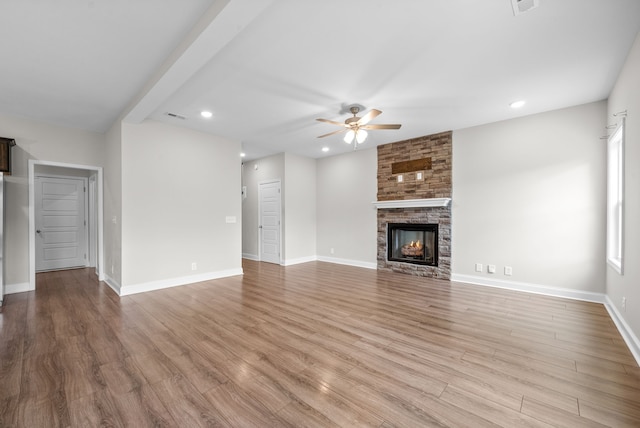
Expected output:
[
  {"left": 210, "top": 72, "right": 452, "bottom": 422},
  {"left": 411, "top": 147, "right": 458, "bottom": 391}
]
[{"left": 316, "top": 106, "right": 401, "bottom": 145}]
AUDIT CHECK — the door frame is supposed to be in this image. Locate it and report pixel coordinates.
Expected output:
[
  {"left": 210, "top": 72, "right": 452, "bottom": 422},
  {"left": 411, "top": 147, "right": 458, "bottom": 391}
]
[
  {"left": 28, "top": 160, "right": 104, "bottom": 291},
  {"left": 88, "top": 175, "right": 97, "bottom": 269},
  {"left": 258, "top": 179, "right": 282, "bottom": 264}
]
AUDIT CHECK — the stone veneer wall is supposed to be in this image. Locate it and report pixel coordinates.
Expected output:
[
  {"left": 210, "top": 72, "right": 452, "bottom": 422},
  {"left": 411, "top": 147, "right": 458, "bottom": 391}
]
[
  {"left": 377, "top": 207, "right": 451, "bottom": 278},
  {"left": 377, "top": 131, "right": 452, "bottom": 200},
  {"left": 376, "top": 131, "right": 452, "bottom": 279}
]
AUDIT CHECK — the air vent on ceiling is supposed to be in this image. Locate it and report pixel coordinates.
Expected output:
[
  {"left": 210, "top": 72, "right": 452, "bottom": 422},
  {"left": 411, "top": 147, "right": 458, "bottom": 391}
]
[
  {"left": 165, "top": 112, "right": 187, "bottom": 120},
  {"left": 511, "top": 0, "right": 539, "bottom": 16}
]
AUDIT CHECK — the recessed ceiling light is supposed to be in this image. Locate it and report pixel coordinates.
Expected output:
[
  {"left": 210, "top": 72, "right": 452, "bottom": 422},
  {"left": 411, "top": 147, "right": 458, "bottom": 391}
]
[
  {"left": 240, "top": 152, "right": 246, "bottom": 157},
  {"left": 200, "top": 110, "right": 213, "bottom": 118},
  {"left": 322, "top": 147, "right": 329, "bottom": 152},
  {"left": 510, "top": 100, "right": 526, "bottom": 109}
]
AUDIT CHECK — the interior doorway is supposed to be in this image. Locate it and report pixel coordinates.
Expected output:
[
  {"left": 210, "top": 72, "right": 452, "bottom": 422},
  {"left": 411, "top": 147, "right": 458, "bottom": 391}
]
[
  {"left": 28, "top": 160, "right": 104, "bottom": 291},
  {"left": 35, "top": 174, "right": 88, "bottom": 271},
  {"left": 258, "top": 180, "right": 281, "bottom": 264}
]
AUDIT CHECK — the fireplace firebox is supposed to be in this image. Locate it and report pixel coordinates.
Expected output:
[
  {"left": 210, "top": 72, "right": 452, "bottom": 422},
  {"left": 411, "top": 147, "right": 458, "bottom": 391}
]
[{"left": 387, "top": 223, "right": 438, "bottom": 266}]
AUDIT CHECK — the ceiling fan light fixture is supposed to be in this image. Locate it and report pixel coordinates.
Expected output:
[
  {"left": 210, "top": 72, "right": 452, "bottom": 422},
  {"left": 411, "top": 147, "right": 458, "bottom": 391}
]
[
  {"left": 356, "top": 129, "right": 368, "bottom": 144},
  {"left": 344, "top": 130, "right": 355, "bottom": 144},
  {"left": 317, "top": 105, "right": 400, "bottom": 142}
]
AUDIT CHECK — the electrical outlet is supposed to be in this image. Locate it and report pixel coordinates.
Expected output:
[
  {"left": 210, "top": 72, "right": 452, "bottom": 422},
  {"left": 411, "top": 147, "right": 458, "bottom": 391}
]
[
  {"left": 330, "top": 248, "right": 335, "bottom": 255},
  {"left": 622, "top": 297, "right": 626, "bottom": 312},
  {"left": 504, "top": 266, "right": 513, "bottom": 276},
  {"left": 475, "top": 263, "right": 483, "bottom": 272},
  {"left": 488, "top": 264, "right": 496, "bottom": 274},
  {"left": 191, "top": 262, "right": 197, "bottom": 271}
]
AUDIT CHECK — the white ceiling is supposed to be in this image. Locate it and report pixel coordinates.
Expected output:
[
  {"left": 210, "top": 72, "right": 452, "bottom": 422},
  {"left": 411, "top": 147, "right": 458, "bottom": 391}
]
[{"left": 2, "top": 0, "right": 639, "bottom": 161}]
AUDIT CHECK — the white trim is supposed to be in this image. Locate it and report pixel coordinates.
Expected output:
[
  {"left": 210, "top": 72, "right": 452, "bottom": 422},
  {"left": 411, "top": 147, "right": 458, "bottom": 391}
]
[
  {"left": 103, "top": 275, "right": 121, "bottom": 296},
  {"left": 317, "top": 256, "right": 377, "bottom": 270},
  {"left": 604, "top": 295, "right": 640, "bottom": 365},
  {"left": 242, "top": 253, "right": 259, "bottom": 261},
  {"left": 607, "top": 258, "right": 623, "bottom": 274},
  {"left": 282, "top": 255, "right": 317, "bottom": 266},
  {"left": 119, "top": 268, "right": 243, "bottom": 296},
  {"left": 88, "top": 175, "right": 97, "bottom": 269},
  {"left": 373, "top": 198, "right": 451, "bottom": 209},
  {"left": 606, "top": 119, "right": 625, "bottom": 274},
  {"left": 243, "top": 255, "right": 378, "bottom": 270},
  {"left": 4, "top": 282, "right": 31, "bottom": 295},
  {"left": 97, "top": 170, "right": 104, "bottom": 282},
  {"left": 451, "top": 274, "right": 606, "bottom": 303}
]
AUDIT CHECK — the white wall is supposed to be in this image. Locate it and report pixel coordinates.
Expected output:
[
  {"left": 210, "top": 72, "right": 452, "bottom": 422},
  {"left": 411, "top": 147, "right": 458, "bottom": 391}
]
[
  {"left": 120, "top": 120, "right": 242, "bottom": 292},
  {"left": 283, "top": 153, "right": 316, "bottom": 264},
  {"left": 241, "top": 153, "right": 284, "bottom": 259},
  {"left": 104, "top": 120, "right": 122, "bottom": 288},
  {"left": 452, "top": 101, "right": 607, "bottom": 296},
  {"left": 0, "top": 113, "right": 104, "bottom": 290},
  {"left": 316, "top": 147, "right": 378, "bottom": 268},
  {"left": 607, "top": 32, "right": 640, "bottom": 346}
]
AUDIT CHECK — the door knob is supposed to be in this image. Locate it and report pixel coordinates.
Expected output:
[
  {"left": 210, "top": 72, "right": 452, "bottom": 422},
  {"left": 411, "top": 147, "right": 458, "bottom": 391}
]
[{"left": 36, "top": 230, "right": 41, "bottom": 233}]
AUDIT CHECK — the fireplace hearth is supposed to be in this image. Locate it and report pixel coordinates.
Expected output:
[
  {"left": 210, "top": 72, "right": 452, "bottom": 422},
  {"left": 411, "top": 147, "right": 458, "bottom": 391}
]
[{"left": 387, "top": 223, "right": 438, "bottom": 266}]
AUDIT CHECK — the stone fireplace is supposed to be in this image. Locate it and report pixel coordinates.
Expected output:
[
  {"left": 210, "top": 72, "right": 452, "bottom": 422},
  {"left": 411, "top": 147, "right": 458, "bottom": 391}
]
[{"left": 375, "top": 131, "right": 452, "bottom": 279}]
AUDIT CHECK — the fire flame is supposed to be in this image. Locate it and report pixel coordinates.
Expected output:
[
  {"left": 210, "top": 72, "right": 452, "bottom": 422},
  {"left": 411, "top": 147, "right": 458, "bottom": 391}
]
[{"left": 409, "top": 240, "right": 422, "bottom": 249}]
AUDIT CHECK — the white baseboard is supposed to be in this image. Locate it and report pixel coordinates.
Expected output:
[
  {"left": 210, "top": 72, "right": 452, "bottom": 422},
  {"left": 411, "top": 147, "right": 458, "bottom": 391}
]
[
  {"left": 242, "top": 254, "right": 312, "bottom": 265},
  {"left": 242, "top": 254, "right": 377, "bottom": 270},
  {"left": 317, "top": 256, "right": 377, "bottom": 270},
  {"left": 450, "top": 274, "right": 606, "bottom": 303},
  {"left": 452, "top": 273, "right": 639, "bottom": 366},
  {"left": 282, "top": 256, "right": 317, "bottom": 266},
  {"left": 103, "top": 275, "right": 121, "bottom": 296},
  {"left": 604, "top": 295, "right": 640, "bottom": 366},
  {"left": 119, "top": 268, "right": 243, "bottom": 296},
  {"left": 3, "top": 282, "right": 31, "bottom": 295}
]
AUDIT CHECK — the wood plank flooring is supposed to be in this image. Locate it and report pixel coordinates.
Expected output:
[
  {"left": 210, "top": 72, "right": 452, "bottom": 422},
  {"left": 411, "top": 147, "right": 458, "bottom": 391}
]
[{"left": 1, "top": 260, "right": 639, "bottom": 427}]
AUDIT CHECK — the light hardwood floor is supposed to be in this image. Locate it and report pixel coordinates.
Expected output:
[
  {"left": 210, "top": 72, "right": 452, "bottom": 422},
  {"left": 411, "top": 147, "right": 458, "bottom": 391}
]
[{"left": 1, "top": 260, "right": 639, "bottom": 427}]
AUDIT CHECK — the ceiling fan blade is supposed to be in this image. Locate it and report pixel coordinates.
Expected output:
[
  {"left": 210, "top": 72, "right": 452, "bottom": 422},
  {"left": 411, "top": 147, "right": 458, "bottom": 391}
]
[
  {"left": 317, "top": 129, "right": 347, "bottom": 138},
  {"left": 357, "top": 109, "right": 382, "bottom": 126},
  {"left": 361, "top": 123, "right": 402, "bottom": 130},
  {"left": 316, "top": 118, "right": 346, "bottom": 126}
]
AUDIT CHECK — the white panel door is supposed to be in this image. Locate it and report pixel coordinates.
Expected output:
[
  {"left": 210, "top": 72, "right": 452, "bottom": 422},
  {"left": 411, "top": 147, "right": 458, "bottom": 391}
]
[
  {"left": 0, "top": 173, "right": 4, "bottom": 305},
  {"left": 259, "top": 180, "right": 281, "bottom": 264},
  {"left": 35, "top": 176, "right": 88, "bottom": 271}
]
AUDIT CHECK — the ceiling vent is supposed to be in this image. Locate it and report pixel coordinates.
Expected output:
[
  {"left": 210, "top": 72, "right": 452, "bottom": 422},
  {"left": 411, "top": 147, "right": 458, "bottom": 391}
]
[
  {"left": 165, "top": 112, "right": 187, "bottom": 120},
  {"left": 511, "top": 0, "right": 539, "bottom": 16}
]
